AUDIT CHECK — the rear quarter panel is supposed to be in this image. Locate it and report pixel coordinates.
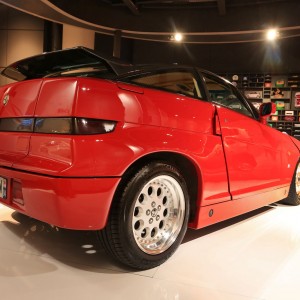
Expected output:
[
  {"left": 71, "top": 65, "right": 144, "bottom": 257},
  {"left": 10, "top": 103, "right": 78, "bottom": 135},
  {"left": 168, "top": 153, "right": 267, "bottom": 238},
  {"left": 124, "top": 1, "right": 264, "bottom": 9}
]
[{"left": 19, "top": 78, "right": 231, "bottom": 205}]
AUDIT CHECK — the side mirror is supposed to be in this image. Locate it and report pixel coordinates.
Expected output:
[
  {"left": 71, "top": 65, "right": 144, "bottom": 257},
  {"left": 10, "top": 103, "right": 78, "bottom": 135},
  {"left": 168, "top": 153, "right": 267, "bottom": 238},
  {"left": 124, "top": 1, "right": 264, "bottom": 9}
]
[{"left": 259, "top": 102, "right": 276, "bottom": 124}]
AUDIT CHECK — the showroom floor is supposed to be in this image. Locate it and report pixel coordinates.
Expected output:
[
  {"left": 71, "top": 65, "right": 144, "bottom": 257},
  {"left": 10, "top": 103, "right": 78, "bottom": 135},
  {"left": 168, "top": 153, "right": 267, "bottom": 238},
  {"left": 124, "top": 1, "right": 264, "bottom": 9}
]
[{"left": 1, "top": 202, "right": 300, "bottom": 300}]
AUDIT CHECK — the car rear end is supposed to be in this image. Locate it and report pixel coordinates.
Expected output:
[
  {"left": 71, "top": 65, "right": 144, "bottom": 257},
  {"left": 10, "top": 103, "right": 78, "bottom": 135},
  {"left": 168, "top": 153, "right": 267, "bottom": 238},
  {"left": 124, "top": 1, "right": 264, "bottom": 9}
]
[
  {"left": 0, "top": 47, "right": 133, "bottom": 230},
  {"left": 0, "top": 76, "right": 127, "bottom": 230}
]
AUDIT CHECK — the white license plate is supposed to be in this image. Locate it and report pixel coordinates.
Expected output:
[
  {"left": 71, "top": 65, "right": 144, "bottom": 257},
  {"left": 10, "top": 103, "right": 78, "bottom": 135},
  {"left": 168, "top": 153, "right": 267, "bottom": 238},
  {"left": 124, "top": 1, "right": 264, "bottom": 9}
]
[{"left": 0, "top": 177, "right": 7, "bottom": 199}]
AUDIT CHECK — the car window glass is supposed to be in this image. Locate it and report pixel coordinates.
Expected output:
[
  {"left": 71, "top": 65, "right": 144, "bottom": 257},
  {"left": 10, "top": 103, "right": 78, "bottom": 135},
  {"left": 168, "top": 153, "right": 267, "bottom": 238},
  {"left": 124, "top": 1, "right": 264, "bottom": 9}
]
[
  {"left": 127, "top": 71, "right": 203, "bottom": 98},
  {"left": 203, "top": 75, "right": 253, "bottom": 118}
]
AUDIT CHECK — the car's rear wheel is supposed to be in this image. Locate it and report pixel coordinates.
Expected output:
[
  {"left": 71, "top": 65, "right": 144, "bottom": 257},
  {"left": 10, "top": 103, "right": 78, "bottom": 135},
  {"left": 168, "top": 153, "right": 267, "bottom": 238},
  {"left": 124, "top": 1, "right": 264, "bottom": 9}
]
[
  {"left": 98, "top": 162, "right": 190, "bottom": 270},
  {"left": 280, "top": 161, "right": 300, "bottom": 206}
]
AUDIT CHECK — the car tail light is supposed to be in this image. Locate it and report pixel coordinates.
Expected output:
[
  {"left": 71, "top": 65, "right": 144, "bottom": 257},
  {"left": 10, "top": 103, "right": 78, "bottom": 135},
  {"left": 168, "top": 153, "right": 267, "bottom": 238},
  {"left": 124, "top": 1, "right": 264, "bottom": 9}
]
[
  {"left": 34, "top": 118, "right": 117, "bottom": 135},
  {"left": 34, "top": 118, "right": 72, "bottom": 134},
  {"left": 0, "top": 117, "right": 117, "bottom": 135},
  {"left": 74, "top": 118, "right": 117, "bottom": 135},
  {"left": 0, "top": 117, "right": 34, "bottom": 132}
]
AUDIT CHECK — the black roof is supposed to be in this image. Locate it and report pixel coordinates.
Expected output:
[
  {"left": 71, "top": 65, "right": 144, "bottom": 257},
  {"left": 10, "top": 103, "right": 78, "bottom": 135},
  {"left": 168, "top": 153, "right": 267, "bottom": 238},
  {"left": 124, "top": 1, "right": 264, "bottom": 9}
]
[{"left": 0, "top": 46, "right": 226, "bottom": 84}]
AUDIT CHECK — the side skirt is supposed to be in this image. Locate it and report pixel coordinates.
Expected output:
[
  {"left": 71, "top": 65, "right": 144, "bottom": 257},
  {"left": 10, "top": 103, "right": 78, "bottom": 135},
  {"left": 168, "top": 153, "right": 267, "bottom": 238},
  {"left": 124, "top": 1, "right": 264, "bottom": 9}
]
[{"left": 189, "top": 185, "right": 289, "bottom": 229}]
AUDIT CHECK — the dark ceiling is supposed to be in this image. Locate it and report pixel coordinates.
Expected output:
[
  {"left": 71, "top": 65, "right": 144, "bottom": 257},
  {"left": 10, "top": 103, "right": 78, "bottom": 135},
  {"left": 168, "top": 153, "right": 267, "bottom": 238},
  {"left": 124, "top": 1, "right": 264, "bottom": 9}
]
[
  {"left": 0, "top": 0, "right": 300, "bottom": 43},
  {"left": 101, "top": 0, "right": 227, "bottom": 16}
]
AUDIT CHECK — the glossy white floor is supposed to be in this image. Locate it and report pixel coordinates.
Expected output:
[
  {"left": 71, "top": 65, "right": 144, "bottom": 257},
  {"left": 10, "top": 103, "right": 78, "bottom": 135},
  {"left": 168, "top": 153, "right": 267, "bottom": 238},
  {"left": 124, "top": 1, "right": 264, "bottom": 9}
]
[{"left": 1, "top": 202, "right": 300, "bottom": 300}]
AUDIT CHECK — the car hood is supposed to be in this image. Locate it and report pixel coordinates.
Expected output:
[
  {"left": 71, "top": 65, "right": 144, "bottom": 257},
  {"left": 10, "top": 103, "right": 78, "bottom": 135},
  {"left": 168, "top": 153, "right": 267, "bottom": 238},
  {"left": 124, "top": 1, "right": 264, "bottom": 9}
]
[{"left": 0, "top": 47, "right": 132, "bottom": 81}]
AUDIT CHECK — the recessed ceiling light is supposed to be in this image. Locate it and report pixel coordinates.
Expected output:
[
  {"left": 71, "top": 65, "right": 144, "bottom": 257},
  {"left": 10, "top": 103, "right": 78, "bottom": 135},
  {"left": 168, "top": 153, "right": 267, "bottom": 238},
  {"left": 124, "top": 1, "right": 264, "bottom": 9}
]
[
  {"left": 266, "top": 29, "right": 279, "bottom": 41},
  {"left": 174, "top": 33, "right": 183, "bottom": 42}
]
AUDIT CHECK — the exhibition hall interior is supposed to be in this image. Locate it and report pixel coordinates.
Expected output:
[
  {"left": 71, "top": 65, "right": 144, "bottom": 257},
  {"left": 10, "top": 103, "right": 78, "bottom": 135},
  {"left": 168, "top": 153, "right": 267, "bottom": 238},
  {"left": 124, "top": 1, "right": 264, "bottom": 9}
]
[{"left": 1, "top": 1, "right": 300, "bottom": 299}]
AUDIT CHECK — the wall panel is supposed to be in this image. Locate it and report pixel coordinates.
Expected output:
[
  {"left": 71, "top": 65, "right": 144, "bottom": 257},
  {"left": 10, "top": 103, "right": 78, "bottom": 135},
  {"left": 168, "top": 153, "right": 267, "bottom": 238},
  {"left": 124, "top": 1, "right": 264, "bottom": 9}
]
[{"left": 0, "top": 4, "right": 44, "bottom": 86}]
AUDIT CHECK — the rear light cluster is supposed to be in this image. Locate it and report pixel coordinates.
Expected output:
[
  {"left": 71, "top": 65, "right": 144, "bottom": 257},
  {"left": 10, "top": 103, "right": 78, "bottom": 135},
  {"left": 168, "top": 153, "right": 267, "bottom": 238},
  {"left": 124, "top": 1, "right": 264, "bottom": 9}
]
[{"left": 0, "top": 117, "right": 117, "bottom": 135}]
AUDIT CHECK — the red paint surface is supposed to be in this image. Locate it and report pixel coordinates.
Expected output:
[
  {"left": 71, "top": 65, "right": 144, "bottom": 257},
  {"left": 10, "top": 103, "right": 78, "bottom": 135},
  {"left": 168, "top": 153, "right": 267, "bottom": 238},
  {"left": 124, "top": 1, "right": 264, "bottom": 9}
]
[{"left": 0, "top": 77, "right": 300, "bottom": 230}]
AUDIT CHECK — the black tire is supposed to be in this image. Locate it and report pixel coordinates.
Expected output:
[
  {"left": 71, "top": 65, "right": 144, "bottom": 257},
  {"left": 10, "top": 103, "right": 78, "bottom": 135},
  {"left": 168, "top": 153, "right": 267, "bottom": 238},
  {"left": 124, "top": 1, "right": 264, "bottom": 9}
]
[
  {"left": 98, "top": 162, "right": 190, "bottom": 270},
  {"left": 280, "top": 161, "right": 300, "bottom": 206}
]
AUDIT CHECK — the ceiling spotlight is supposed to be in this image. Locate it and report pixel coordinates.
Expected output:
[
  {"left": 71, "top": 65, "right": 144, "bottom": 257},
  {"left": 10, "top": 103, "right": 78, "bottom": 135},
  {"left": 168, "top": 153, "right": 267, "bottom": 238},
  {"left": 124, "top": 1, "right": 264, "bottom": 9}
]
[
  {"left": 174, "top": 33, "right": 183, "bottom": 42},
  {"left": 266, "top": 29, "right": 279, "bottom": 41},
  {"left": 171, "top": 33, "right": 183, "bottom": 42}
]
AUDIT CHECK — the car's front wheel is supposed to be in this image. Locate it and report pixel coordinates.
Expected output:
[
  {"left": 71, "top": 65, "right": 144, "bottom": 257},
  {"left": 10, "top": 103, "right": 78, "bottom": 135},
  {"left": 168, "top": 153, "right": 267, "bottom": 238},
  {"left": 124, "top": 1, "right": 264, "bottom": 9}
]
[
  {"left": 98, "top": 162, "right": 190, "bottom": 270},
  {"left": 280, "top": 161, "right": 300, "bottom": 206}
]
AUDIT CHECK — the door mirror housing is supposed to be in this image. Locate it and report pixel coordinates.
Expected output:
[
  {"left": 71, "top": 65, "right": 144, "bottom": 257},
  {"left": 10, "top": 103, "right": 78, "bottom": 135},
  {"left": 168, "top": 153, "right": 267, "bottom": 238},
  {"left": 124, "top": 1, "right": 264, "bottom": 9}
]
[{"left": 259, "top": 102, "right": 276, "bottom": 124}]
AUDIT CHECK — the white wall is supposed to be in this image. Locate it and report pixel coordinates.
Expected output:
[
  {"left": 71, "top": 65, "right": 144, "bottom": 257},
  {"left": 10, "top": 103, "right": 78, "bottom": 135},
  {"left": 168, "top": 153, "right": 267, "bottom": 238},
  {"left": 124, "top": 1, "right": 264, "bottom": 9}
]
[
  {"left": 62, "top": 24, "right": 95, "bottom": 49},
  {"left": 0, "top": 4, "right": 44, "bottom": 86}
]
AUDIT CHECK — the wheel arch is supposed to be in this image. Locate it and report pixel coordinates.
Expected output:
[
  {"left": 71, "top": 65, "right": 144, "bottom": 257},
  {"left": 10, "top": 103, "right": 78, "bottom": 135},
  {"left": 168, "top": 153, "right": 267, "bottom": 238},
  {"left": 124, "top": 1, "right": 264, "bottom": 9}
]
[{"left": 116, "top": 151, "right": 201, "bottom": 223}]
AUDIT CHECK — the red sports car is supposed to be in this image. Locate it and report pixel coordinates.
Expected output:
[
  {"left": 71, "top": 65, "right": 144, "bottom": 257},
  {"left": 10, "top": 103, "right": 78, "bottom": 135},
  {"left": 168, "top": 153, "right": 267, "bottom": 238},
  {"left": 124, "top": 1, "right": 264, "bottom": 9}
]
[{"left": 0, "top": 47, "right": 299, "bottom": 270}]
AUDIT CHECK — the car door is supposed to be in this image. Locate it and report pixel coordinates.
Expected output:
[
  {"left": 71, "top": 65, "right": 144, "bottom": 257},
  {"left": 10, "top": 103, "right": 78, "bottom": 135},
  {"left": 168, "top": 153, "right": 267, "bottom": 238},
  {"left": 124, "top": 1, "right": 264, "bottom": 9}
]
[{"left": 201, "top": 72, "right": 282, "bottom": 199}]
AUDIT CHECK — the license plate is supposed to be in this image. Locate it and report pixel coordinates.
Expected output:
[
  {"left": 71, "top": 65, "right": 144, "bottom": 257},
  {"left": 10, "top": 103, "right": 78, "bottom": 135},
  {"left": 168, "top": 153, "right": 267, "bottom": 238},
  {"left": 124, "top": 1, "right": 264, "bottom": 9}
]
[{"left": 0, "top": 177, "right": 7, "bottom": 199}]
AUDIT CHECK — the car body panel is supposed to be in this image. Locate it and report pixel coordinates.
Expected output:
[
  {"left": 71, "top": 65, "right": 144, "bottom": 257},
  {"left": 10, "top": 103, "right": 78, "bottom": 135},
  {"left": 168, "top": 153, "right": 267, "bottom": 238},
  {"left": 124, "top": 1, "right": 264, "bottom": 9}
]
[
  {"left": 35, "top": 78, "right": 78, "bottom": 116},
  {"left": 216, "top": 105, "right": 296, "bottom": 198},
  {"left": 0, "top": 48, "right": 300, "bottom": 232},
  {"left": 0, "top": 80, "right": 42, "bottom": 166},
  {"left": 7, "top": 79, "right": 232, "bottom": 203},
  {"left": 0, "top": 166, "right": 120, "bottom": 230},
  {"left": 191, "top": 185, "right": 289, "bottom": 229}
]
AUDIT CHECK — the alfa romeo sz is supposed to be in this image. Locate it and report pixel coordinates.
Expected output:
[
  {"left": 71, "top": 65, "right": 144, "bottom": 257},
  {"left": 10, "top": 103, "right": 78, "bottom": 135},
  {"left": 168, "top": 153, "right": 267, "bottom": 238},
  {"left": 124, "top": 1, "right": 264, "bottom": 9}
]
[{"left": 0, "top": 47, "right": 299, "bottom": 270}]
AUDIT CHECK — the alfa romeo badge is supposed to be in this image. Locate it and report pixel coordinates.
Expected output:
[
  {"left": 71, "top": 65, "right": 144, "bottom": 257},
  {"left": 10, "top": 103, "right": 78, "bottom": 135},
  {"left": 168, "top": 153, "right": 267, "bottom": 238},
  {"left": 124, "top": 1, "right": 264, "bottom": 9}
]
[{"left": 3, "top": 94, "right": 9, "bottom": 106}]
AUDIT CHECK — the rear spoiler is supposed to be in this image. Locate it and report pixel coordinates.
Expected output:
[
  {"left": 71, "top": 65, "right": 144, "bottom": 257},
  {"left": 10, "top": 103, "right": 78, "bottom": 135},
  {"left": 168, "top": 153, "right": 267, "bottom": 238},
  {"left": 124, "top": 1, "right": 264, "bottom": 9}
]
[{"left": 1, "top": 46, "right": 132, "bottom": 81}]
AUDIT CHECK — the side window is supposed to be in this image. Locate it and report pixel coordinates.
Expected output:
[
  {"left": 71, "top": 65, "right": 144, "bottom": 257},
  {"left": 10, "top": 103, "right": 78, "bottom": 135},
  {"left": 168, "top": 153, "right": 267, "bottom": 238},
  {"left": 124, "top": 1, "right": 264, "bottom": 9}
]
[
  {"left": 127, "top": 71, "right": 204, "bottom": 99},
  {"left": 203, "top": 74, "right": 253, "bottom": 118}
]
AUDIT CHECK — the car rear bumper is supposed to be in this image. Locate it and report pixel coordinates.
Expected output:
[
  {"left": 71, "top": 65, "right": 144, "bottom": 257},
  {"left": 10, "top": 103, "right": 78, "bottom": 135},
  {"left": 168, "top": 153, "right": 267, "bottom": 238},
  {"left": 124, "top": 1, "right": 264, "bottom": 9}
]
[{"left": 0, "top": 167, "right": 120, "bottom": 230}]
